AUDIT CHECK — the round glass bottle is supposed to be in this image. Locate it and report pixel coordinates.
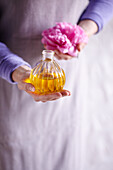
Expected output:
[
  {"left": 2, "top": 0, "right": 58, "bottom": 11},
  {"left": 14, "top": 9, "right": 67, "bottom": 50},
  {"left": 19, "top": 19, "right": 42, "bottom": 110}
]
[{"left": 30, "top": 50, "right": 66, "bottom": 94}]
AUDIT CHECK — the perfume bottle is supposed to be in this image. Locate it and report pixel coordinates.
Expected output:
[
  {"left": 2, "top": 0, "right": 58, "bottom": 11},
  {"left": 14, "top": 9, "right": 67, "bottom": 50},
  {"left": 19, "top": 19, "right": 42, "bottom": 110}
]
[{"left": 30, "top": 50, "right": 66, "bottom": 94}]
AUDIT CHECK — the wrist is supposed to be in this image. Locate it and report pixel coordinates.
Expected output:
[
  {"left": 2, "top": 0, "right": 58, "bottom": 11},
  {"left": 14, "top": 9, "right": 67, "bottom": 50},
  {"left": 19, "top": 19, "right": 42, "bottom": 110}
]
[{"left": 78, "top": 19, "right": 98, "bottom": 37}]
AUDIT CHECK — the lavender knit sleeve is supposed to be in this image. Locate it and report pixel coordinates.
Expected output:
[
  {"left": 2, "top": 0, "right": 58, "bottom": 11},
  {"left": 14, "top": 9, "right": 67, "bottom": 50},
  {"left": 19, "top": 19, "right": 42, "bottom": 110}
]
[
  {"left": 0, "top": 42, "right": 31, "bottom": 84},
  {"left": 79, "top": 0, "right": 113, "bottom": 32}
]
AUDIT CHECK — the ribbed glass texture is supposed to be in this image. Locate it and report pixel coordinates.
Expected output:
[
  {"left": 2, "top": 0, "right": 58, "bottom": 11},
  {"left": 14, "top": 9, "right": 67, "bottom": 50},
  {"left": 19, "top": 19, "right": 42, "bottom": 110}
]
[{"left": 30, "top": 50, "right": 65, "bottom": 94}]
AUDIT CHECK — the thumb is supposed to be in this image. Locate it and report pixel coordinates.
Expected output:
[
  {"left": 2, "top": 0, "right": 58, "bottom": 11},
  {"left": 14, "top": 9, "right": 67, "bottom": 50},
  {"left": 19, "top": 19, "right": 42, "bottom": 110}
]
[
  {"left": 76, "top": 43, "right": 86, "bottom": 52},
  {"left": 12, "top": 65, "right": 31, "bottom": 82},
  {"left": 25, "top": 83, "right": 35, "bottom": 92}
]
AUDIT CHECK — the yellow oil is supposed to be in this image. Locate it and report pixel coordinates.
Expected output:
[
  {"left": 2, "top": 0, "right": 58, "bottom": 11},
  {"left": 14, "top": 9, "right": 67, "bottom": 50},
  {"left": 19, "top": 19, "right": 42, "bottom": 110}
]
[
  {"left": 30, "top": 72, "right": 65, "bottom": 94},
  {"left": 25, "top": 71, "right": 65, "bottom": 94}
]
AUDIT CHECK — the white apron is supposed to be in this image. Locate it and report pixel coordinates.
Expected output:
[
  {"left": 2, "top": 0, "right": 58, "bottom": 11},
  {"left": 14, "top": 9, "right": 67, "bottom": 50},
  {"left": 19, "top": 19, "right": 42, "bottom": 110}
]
[{"left": 1, "top": 0, "right": 113, "bottom": 170}]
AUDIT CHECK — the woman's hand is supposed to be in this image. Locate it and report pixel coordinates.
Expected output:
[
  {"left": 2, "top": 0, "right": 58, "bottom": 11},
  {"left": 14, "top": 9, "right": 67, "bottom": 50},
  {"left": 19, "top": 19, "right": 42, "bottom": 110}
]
[
  {"left": 78, "top": 19, "right": 98, "bottom": 38},
  {"left": 47, "top": 19, "right": 98, "bottom": 60},
  {"left": 12, "top": 65, "right": 71, "bottom": 102},
  {"left": 45, "top": 43, "right": 86, "bottom": 60}
]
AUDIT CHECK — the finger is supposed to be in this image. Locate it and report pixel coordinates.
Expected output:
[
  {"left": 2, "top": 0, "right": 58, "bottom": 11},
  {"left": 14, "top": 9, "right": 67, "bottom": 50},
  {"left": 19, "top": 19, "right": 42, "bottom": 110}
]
[
  {"left": 18, "top": 82, "right": 35, "bottom": 92},
  {"left": 21, "top": 73, "right": 31, "bottom": 82},
  {"left": 76, "top": 43, "right": 86, "bottom": 52},
  {"left": 59, "top": 54, "right": 72, "bottom": 60},
  {"left": 12, "top": 68, "right": 31, "bottom": 83},
  {"left": 42, "top": 90, "right": 71, "bottom": 101},
  {"left": 46, "top": 90, "right": 71, "bottom": 101},
  {"left": 28, "top": 89, "right": 71, "bottom": 102},
  {"left": 44, "top": 45, "right": 47, "bottom": 49},
  {"left": 55, "top": 50, "right": 73, "bottom": 60},
  {"left": 54, "top": 54, "right": 63, "bottom": 60},
  {"left": 31, "top": 92, "right": 62, "bottom": 102},
  {"left": 38, "top": 93, "right": 62, "bottom": 101},
  {"left": 60, "top": 89, "right": 71, "bottom": 96}
]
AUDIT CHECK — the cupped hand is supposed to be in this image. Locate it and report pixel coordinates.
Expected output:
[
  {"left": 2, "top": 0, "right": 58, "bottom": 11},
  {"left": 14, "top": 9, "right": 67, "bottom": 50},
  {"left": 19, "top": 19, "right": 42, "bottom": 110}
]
[
  {"left": 12, "top": 65, "right": 71, "bottom": 102},
  {"left": 44, "top": 19, "right": 98, "bottom": 60}
]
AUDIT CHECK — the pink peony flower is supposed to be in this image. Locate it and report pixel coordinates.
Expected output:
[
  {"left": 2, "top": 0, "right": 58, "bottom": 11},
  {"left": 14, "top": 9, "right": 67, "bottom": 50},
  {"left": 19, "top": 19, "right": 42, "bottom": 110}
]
[{"left": 41, "top": 22, "right": 88, "bottom": 57}]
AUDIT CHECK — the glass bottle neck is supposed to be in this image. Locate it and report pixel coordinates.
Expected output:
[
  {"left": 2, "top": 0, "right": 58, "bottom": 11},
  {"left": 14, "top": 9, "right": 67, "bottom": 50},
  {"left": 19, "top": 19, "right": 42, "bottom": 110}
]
[{"left": 42, "top": 50, "right": 54, "bottom": 61}]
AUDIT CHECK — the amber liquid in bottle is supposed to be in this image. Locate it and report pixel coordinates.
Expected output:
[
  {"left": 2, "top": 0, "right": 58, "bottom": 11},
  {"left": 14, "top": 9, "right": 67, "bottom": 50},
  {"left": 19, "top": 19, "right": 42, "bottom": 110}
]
[{"left": 29, "top": 50, "right": 66, "bottom": 94}]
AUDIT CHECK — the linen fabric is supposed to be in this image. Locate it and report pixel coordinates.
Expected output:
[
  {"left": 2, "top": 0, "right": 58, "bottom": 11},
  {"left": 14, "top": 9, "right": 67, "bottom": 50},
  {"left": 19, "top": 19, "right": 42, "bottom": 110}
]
[{"left": 0, "top": 0, "right": 113, "bottom": 170}]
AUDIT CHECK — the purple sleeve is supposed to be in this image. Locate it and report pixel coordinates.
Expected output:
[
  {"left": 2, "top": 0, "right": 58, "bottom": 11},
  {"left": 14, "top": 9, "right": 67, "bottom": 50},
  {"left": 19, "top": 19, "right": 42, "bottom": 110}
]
[
  {"left": 0, "top": 42, "right": 31, "bottom": 84},
  {"left": 79, "top": 0, "right": 113, "bottom": 32}
]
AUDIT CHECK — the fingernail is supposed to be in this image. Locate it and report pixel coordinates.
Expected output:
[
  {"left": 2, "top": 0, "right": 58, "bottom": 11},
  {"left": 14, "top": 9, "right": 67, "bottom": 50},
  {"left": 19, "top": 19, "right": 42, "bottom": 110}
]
[
  {"left": 29, "top": 87, "right": 35, "bottom": 92},
  {"left": 55, "top": 50, "right": 59, "bottom": 54},
  {"left": 67, "top": 91, "right": 71, "bottom": 96}
]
